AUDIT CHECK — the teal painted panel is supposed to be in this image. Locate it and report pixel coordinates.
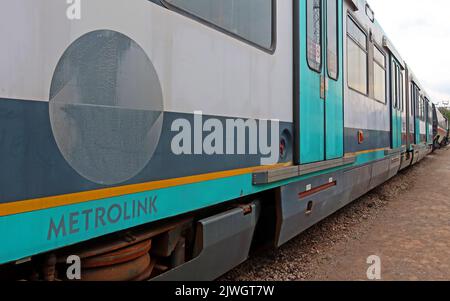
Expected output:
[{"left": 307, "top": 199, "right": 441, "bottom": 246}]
[
  {"left": 299, "top": 0, "right": 325, "bottom": 164},
  {"left": 397, "top": 110, "right": 402, "bottom": 147},
  {"left": 325, "top": 0, "right": 344, "bottom": 160},
  {"left": 391, "top": 60, "right": 402, "bottom": 149},
  {"left": 0, "top": 169, "right": 329, "bottom": 264},
  {"left": 0, "top": 166, "right": 342, "bottom": 264},
  {"left": 0, "top": 174, "right": 268, "bottom": 264},
  {"left": 0, "top": 176, "right": 245, "bottom": 263},
  {"left": 0, "top": 146, "right": 390, "bottom": 264},
  {"left": 355, "top": 150, "right": 387, "bottom": 165}
]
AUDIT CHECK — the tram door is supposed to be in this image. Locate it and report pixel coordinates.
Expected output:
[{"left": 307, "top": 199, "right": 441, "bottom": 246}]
[
  {"left": 391, "top": 58, "right": 403, "bottom": 149},
  {"left": 296, "top": 0, "right": 344, "bottom": 165}
]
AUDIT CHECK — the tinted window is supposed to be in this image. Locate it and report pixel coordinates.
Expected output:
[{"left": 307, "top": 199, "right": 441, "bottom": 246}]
[
  {"left": 410, "top": 83, "right": 415, "bottom": 117},
  {"left": 347, "top": 16, "right": 367, "bottom": 94},
  {"left": 419, "top": 96, "right": 425, "bottom": 120},
  {"left": 374, "top": 46, "right": 385, "bottom": 66},
  {"left": 373, "top": 46, "right": 386, "bottom": 103},
  {"left": 327, "top": 0, "right": 338, "bottom": 79},
  {"left": 374, "top": 64, "right": 385, "bottom": 103},
  {"left": 307, "top": 0, "right": 322, "bottom": 71},
  {"left": 399, "top": 72, "right": 404, "bottom": 111},
  {"left": 347, "top": 17, "right": 366, "bottom": 48},
  {"left": 165, "top": 0, "right": 273, "bottom": 49},
  {"left": 426, "top": 100, "right": 432, "bottom": 122},
  {"left": 392, "top": 64, "right": 398, "bottom": 108},
  {"left": 414, "top": 86, "right": 421, "bottom": 118},
  {"left": 395, "top": 65, "right": 403, "bottom": 111},
  {"left": 392, "top": 63, "right": 403, "bottom": 110}
]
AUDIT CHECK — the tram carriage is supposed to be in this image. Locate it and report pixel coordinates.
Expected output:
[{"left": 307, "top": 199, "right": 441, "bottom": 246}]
[{"left": 0, "top": 0, "right": 443, "bottom": 280}]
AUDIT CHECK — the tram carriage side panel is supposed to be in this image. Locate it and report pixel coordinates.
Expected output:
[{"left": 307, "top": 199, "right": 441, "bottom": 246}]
[{"left": 0, "top": 0, "right": 440, "bottom": 280}]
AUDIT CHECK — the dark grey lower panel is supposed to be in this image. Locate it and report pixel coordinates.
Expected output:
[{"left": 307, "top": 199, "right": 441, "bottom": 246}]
[
  {"left": 412, "top": 144, "right": 430, "bottom": 164},
  {"left": 347, "top": 164, "right": 372, "bottom": 201},
  {"left": 387, "top": 154, "right": 401, "bottom": 179},
  {"left": 399, "top": 152, "right": 413, "bottom": 171},
  {"left": 153, "top": 202, "right": 260, "bottom": 281},
  {"left": 411, "top": 149, "right": 420, "bottom": 165},
  {"left": 369, "top": 159, "right": 390, "bottom": 191},
  {"left": 370, "top": 153, "right": 401, "bottom": 187},
  {"left": 344, "top": 128, "right": 390, "bottom": 153},
  {"left": 154, "top": 156, "right": 404, "bottom": 280},
  {"left": 274, "top": 157, "right": 394, "bottom": 248},
  {"left": 275, "top": 169, "right": 352, "bottom": 247}
]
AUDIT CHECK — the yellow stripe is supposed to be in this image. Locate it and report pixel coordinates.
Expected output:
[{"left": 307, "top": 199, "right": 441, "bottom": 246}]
[
  {"left": 345, "top": 147, "right": 389, "bottom": 157},
  {"left": 0, "top": 163, "right": 291, "bottom": 217},
  {"left": 0, "top": 148, "right": 392, "bottom": 217}
]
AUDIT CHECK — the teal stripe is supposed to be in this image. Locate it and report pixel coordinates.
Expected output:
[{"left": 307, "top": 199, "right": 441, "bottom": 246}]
[{"left": 0, "top": 151, "right": 391, "bottom": 264}]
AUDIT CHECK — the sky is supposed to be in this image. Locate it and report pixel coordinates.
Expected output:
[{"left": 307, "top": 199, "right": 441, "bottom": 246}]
[{"left": 368, "top": 0, "right": 450, "bottom": 105}]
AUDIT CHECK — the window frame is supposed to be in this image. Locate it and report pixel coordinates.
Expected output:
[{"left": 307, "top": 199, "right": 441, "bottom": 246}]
[
  {"left": 399, "top": 68, "right": 404, "bottom": 112},
  {"left": 417, "top": 93, "right": 422, "bottom": 120},
  {"left": 326, "top": 0, "right": 339, "bottom": 80},
  {"left": 373, "top": 43, "right": 387, "bottom": 104},
  {"left": 414, "top": 85, "right": 419, "bottom": 119},
  {"left": 346, "top": 14, "right": 369, "bottom": 96},
  {"left": 392, "top": 63, "right": 398, "bottom": 109},
  {"left": 391, "top": 60, "right": 404, "bottom": 111},
  {"left": 410, "top": 82, "right": 416, "bottom": 118},
  {"left": 419, "top": 96, "right": 425, "bottom": 121},
  {"left": 161, "top": 0, "right": 277, "bottom": 54},
  {"left": 306, "top": 0, "right": 323, "bottom": 73},
  {"left": 425, "top": 98, "right": 431, "bottom": 123}
]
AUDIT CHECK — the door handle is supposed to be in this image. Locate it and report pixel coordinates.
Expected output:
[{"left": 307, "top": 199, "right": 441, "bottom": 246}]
[
  {"left": 320, "top": 75, "right": 328, "bottom": 100},
  {"left": 320, "top": 75, "right": 325, "bottom": 100}
]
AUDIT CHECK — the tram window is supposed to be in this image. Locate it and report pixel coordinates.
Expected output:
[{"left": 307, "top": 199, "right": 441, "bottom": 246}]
[
  {"left": 307, "top": 0, "right": 322, "bottom": 72},
  {"left": 327, "top": 0, "right": 338, "bottom": 80},
  {"left": 347, "top": 16, "right": 368, "bottom": 94},
  {"left": 399, "top": 72, "right": 404, "bottom": 112},
  {"left": 419, "top": 97, "right": 424, "bottom": 120},
  {"left": 418, "top": 97, "right": 421, "bottom": 119},
  {"left": 417, "top": 97, "right": 422, "bottom": 119},
  {"left": 415, "top": 87, "right": 420, "bottom": 118},
  {"left": 419, "top": 95, "right": 423, "bottom": 119},
  {"left": 426, "top": 100, "right": 432, "bottom": 122},
  {"left": 422, "top": 99, "right": 426, "bottom": 121},
  {"left": 373, "top": 45, "right": 386, "bottom": 103},
  {"left": 410, "top": 83, "right": 415, "bottom": 117},
  {"left": 396, "top": 65, "right": 400, "bottom": 110},
  {"left": 347, "top": 17, "right": 367, "bottom": 48},
  {"left": 164, "top": 0, "right": 273, "bottom": 50},
  {"left": 392, "top": 65, "right": 398, "bottom": 109},
  {"left": 393, "top": 64, "right": 403, "bottom": 111}
]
